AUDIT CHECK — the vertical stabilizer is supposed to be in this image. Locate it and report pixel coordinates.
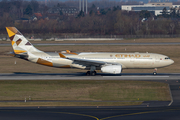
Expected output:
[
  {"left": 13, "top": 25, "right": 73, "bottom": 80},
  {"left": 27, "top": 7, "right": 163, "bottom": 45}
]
[{"left": 6, "top": 27, "right": 41, "bottom": 54}]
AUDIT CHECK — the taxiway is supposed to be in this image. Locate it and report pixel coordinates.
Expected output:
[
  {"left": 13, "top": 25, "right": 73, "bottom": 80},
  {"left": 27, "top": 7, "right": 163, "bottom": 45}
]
[{"left": 0, "top": 105, "right": 180, "bottom": 120}]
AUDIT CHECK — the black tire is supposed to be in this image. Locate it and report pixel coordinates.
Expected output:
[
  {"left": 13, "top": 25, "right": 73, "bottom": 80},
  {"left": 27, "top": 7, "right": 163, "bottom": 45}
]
[
  {"left": 153, "top": 72, "right": 157, "bottom": 75},
  {"left": 86, "top": 71, "right": 90, "bottom": 76},
  {"left": 91, "top": 71, "right": 96, "bottom": 76}
]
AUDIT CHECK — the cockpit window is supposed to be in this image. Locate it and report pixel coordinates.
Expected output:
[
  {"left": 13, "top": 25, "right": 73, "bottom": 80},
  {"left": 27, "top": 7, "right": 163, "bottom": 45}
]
[{"left": 165, "top": 57, "right": 170, "bottom": 59}]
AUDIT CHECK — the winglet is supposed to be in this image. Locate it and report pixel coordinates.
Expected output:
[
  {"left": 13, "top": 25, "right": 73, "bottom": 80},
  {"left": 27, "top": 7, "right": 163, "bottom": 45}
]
[
  {"left": 66, "top": 50, "right": 70, "bottom": 53},
  {"left": 59, "top": 53, "right": 66, "bottom": 58}
]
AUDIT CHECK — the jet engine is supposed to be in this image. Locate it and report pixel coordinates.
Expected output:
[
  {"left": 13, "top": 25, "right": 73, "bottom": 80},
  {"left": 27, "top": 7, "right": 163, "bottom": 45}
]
[{"left": 101, "top": 65, "right": 122, "bottom": 74}]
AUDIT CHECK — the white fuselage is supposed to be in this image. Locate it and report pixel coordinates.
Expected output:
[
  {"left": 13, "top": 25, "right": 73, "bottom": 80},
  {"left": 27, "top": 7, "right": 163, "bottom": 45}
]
[{"left": 28, "top": 52, "right": 174, "bottom": 70}]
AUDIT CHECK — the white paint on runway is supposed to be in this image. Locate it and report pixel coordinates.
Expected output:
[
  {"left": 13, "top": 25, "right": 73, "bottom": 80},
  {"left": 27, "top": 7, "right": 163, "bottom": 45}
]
[
  {"left": 104, "top": 76, "right": 169, "bottom": 78},
  {"left": 0, "top": 73, "right": 179, "bottom": 80}
]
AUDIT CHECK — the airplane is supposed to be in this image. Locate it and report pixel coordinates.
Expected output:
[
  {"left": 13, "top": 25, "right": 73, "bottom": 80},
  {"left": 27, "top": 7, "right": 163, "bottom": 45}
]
[{"left": 6, "top": 27, "right": 174, "bottom": 76}]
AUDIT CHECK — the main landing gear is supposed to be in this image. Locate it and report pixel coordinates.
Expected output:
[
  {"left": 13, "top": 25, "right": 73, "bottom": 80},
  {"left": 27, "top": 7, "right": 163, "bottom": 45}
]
[
  {"left": 153, "top": 68, "right": 157, "bottom": 75},
  {"left": 86, "top": 71, "right": 97, "bottom": 76},
  {"left": 86, "top": 66, "right": 97, "bottom": 76}
]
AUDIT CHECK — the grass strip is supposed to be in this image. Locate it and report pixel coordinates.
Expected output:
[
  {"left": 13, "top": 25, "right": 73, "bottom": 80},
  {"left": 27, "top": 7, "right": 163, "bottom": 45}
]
[{"left": 0, "top": 80, "right": 171, "bottom": 102}]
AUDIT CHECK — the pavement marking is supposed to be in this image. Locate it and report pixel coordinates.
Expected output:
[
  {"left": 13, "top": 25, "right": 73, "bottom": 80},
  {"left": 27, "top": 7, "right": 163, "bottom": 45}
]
[
  {"left": 0, "top": 110, "right": 100, "bottom": 120},
  {"left": 100, "top": 110, "right": 161, "bottom": 120},
  {"left": 168, "top": 84, "right": 173, "bottom": 106},
  {"left": 103, "top": 76, "right": 169, "bottom": 78},
  {"left": 53, "top": 112, "right": 99, "bottom": 120},
  {"left": 100, "top": 108, "right": 180, "bottom": 120},
  {"left": 104, "top": 76, "right": 169, "bottom": 78}
]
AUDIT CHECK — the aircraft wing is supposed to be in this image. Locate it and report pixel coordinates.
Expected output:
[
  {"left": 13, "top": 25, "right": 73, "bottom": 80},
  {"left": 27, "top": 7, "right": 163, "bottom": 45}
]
[{"left": 59, "top": 53, "right": 120, "bottom": 67}]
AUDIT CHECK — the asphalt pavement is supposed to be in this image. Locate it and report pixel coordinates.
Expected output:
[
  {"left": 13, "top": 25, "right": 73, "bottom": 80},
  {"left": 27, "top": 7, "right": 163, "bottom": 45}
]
[
  {"left": 1, "top": 42, "right": 180, "bottom": 46},
  {"left": 0, "top": 105, "right": 180, "bottom": 120},
  {"left": 0, "top": 73, "right": 180, "bottom": 120},
  {"left": 0, "top": 73, "right": 179, "bottom": 80}
]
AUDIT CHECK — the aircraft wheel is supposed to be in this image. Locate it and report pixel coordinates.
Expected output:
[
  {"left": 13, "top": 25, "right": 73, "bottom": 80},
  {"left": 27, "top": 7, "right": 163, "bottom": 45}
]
[
  {"left": 153, "top": 68, "right": 157, "bottom": 75},
  {"left": 86, "top": 71, "right": 90, "bottom": 76},
  {"left": 153, "top": 72, "right": 157, "bottom": 75},
  {"left": 91, "top": 71, "right": 96, "bottom": 76}
]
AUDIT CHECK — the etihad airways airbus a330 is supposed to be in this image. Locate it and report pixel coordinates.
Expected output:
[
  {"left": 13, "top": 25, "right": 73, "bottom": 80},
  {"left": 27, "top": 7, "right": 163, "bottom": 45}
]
[{"left": 6, "top": 27, "right": 174, "bottom": 76}]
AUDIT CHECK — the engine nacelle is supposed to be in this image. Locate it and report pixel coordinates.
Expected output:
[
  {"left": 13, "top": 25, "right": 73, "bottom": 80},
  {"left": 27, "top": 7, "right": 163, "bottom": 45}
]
[{"left": 101, "top": 65, "right": 122, "bottom": 74}]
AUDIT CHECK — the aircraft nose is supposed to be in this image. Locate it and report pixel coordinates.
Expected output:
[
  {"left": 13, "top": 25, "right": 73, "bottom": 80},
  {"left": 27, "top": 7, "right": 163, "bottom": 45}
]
[{"left": 170, "top": 59, "right": 174, "bottom": 65}]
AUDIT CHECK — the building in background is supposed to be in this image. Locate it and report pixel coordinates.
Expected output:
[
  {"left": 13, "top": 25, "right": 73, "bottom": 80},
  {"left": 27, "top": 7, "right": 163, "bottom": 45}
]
[
  {"left": 121, "top": 2, "right": 177, "bottom": 16},
  {"left": 145, "top": 2, "right": 173, "bottom": 7},
  {"left": 48, "top": 6, "right": 78, "bottom": 16}
]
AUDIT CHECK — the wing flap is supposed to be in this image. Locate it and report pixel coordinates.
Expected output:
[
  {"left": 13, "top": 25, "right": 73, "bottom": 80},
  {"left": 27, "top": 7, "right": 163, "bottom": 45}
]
[{"left": 68, "top": 57, "right": 106, "bottom": 66}]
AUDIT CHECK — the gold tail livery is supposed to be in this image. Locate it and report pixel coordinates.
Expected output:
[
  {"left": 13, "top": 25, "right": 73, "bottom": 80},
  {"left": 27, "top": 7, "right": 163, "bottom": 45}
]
[{"left": 6, "top": 27, "right": 174, "bottom": 76}]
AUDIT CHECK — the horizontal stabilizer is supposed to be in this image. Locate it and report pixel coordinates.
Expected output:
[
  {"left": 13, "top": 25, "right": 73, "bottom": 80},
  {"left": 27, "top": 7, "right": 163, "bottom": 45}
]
[{"left": 59, "top": 53, "right": 66, "bottom": 58}]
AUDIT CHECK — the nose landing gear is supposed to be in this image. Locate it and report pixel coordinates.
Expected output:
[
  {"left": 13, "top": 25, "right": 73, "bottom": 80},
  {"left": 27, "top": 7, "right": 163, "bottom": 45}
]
[
  {"left": 153, "top": 68, "right": 157, "bottom": 75},
  {"left": 86, "top": 66, "right": 97, "bottom": 76}
]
